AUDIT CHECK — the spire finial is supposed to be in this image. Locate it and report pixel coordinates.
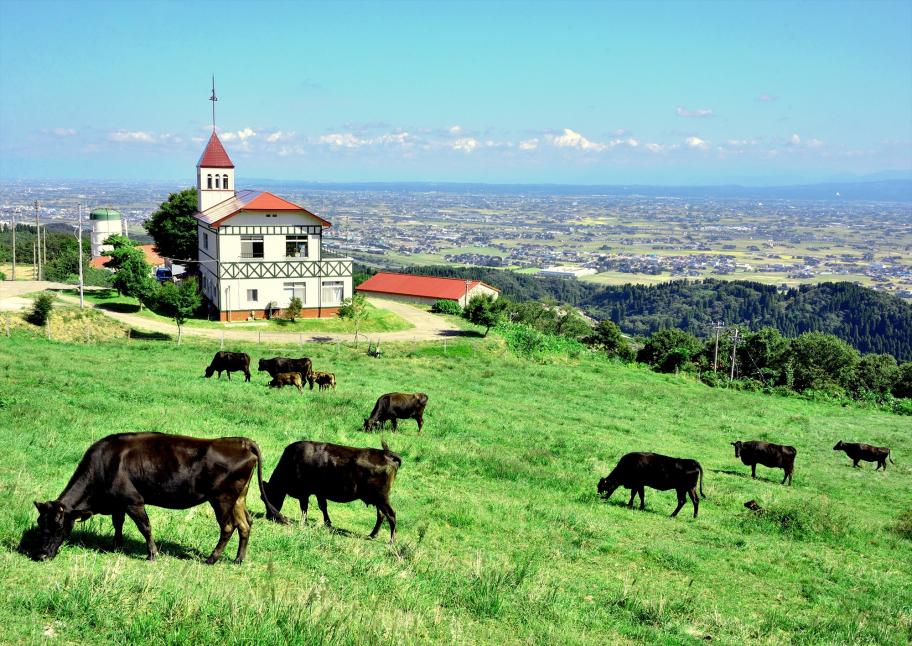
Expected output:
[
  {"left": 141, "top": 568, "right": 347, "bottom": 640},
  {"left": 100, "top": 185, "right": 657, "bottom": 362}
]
[{"left": 209, "top": 75, "right": 218, "bottom": 131}]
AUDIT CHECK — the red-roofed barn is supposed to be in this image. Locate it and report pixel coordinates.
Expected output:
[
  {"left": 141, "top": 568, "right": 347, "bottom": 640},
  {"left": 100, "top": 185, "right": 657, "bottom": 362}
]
[{"left": 356, "top": 272, "right": 500, "bottom": 307}]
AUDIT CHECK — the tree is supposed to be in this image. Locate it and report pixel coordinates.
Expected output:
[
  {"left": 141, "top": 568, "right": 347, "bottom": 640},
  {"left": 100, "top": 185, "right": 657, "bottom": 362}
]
[
  {"left": 285, "top": 296, "right": 302, "bottom": 322},
  {"left": 736, "top": 327, "right": 790, "bottom": 383},
  {"left": 551, "top": 305, "right": 592, "bottom": 340},
  {"left": 337, "top": 293, "right": 369, "bottom": 340},
  {"left": 462, "top": 294, "right": 505, "bottom": 336},
  {"left": 850, "top": 353, "right": 900, "bottom": 397},
  {"left": 154, "top": 277, "right": 201, "bottom": 344},
  {"left": 893, "top": 363, "right": 912, "bottom": 399},
  {"left": 585, "top": 320, "right": 634, "bottom": 361},
  {"left": 26, "top": 292, "right": 55, "bottom": 326},
  {"left": 143, "top": 188, "right": 199, "bottom": 264},
  {"left": 637, "top": 328, "right": 702, "bottom": 373},
  {"left": 786, "top": 332, "right": 860, "bottom": 393},
  {"left": 103, "top": 237, "right": 157, "bottom": 308}
]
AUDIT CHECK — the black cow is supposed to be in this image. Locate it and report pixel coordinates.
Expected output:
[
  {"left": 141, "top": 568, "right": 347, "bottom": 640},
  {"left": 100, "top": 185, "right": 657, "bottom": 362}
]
[
  {"left": 833, "top": 441, "right": 894, "bottom": 470},
  {"left": 32, "top": 432, "right": 288, "bottom": 563},
  {"left": 597, "top": 452, "right": 705, "bottom": 518},
  {"left": 731, "top": 440, "right": 797, "bottom": 485},
  {"left": 258, "top": 357, "right": 313, "bottom": 387},
  {"left": 264, "top": 439, "right": 401, "bottom": 543},
  {"left": 363, "top": 393, "right": 428, "bottom": 432},
  {"left": 204, "top": 351, "right": 251, "bottom": 382}
]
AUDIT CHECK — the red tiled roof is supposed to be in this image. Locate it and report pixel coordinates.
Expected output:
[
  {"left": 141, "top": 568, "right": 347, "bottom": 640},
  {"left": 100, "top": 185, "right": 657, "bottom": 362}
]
[
  {"left": 90, "top": 244, "right": 163, "bottom": 270},
  {"left": 356, "top": 272, "right": 500, "bottom": 300},
  {"left": 194, "top": 189, "right": 331, "bottom": 228},
  {"left": 197, "top": 132, "right": 235, "bottom": 168}
]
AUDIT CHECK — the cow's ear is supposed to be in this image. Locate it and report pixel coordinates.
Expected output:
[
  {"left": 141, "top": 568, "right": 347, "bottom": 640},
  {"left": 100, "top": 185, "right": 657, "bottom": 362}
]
[{"left": 34, "top": 501, "right": 47, "bottom": 513}]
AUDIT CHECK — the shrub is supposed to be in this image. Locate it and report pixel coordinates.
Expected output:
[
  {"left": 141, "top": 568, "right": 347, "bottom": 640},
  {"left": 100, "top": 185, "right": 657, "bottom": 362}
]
[
  {"left": 496, "top": 322, "right": 586, "bottom": 359},
  {"left": 432, "top": 299, "right": 462, "bottom": 315},
  {"left": 0, "top": 270, "right": 6, "bottom": 281},
  {"left": 893, "top": 362, "right": 912, "bottom": 399},
  {"left": 26, "top": 292, "right": 55, "bottom": 326},
  {"left": 585, "top": 320, "right": 634, "bottom": 360},
  {"left": 637, "top": 328, "right": 702, "bottom": 373},
  {"left": 462, "top": 294, "right": 506, "bottom": 336},
  {"left": 285, "top": 296, "right": 302, "bottom": 322},
  {"left": 850, "top": 353, "right": 900, "bottom": 398},
  {"left": 786, "top": 332, "right": 859, "bottom": 393}
]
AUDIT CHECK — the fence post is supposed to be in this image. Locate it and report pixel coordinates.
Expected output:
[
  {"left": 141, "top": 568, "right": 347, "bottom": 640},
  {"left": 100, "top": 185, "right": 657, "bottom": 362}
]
[
  {"left": 220, "top": 330, "right": 225, "bottom": 350},
  {"left": 258, "top": 331, "right": 261, "bottom": 344},
  {"left": 299, "top": 333, "right": 303, "bottom": 347}
]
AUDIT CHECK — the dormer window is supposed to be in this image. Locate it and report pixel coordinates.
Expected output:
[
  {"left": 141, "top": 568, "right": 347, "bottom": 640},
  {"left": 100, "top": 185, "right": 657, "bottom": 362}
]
[
  {"left": 223, "top": 174, "right": 229, "bottom": 189},
  {"left": 207, "top": 174, "right": 212, "bottom": 189}
]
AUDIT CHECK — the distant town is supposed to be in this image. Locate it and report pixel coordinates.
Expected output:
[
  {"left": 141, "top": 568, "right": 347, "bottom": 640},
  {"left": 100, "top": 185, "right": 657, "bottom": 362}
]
[{"left": 1, "top": 179, "right": 910, "bottom": 299}]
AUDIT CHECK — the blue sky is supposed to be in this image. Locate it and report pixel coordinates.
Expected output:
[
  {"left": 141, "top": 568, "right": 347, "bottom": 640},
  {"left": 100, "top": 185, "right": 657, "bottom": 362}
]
[{"left": 1, "top": 0, "right": 910, "bottom": 185}]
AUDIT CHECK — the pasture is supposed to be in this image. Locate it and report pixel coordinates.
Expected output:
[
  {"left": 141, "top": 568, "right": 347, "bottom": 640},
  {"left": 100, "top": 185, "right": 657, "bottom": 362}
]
[{"left": 0, "top": 333, "right": 910, "bottom": 644}]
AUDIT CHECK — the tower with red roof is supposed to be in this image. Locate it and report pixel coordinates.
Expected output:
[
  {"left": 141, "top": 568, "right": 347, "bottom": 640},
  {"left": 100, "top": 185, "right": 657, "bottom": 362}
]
[{"left": 194, "top": 128, "right": 352, "bottom": 321}]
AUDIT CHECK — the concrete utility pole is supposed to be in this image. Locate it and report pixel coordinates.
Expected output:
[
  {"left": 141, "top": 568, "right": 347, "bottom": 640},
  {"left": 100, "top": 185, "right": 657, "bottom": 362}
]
[
  {"left": 712, "top": 321, "right": 725, "bottom": 373},
  {"left": 76, "top": 204, "right": 84, "bottom": 308},
  {"left": 34, "top": 200, "right": 41, "bottom": 281},
  {"left": 10, "top": 207, "right": 16, "bottom": 280},
  {"left": 729, "top": 328, "right": 741, "bottom": 382}
]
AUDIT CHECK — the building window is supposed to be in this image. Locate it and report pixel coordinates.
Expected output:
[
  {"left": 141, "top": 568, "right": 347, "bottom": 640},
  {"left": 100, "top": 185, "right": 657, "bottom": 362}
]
[
  {"left": 203, "top": 232, "right": 209, "bottom": 250},
  {"left": 247, "top": 289, "right": 258, "bottom": 303},
  {"left": 285, "top": 235, "right": 308, "bottom": 258},
  {"left": 283, "top": 281, "right": 306, "bottom": 305},
  {"left": 322, "top": 280, "right": 344, "bottom": 305},
  {"left": 223, "top": 174, "right": 229, "bottom": 189},
  {"left": 215, "top": 175, "right": 221, "bottom": 189},
  {"left": 207, "top": 174, "right": 212, "bottom": 189},
  {"left": 240, "top": 235, "right": 264, "bottom": 259}
]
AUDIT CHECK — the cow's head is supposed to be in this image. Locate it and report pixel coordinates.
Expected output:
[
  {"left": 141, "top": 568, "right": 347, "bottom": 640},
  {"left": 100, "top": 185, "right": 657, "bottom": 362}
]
[
  {"left": 32, "top": 501, "right": 90, "bottom": 561},
  {"left": 204, "top": 365, "right": 215, "bottom": 378},
  {"left": 597, "top": 477, "right": 617, "bottom": 499},
  {"left": 363, "top": 418, "right": 376, "bottom": 432},
  {"left": 833, "top": 441, "right": 844, "bottom": 451},
  {"left": 731, "top": 441, "right": 743, "bottom": 458},
  {"left": 257, "top": 359, "right": 268, "bottom": 372}
]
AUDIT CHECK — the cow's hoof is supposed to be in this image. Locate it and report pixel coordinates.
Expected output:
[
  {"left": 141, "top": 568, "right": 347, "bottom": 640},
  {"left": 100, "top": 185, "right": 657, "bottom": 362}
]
[{"left": 233, "top": 558, "right": 244, "bottom": 565}]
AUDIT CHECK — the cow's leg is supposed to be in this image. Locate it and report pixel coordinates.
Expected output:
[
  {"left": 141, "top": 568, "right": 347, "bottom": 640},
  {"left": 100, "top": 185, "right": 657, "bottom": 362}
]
[
  {"left": 671, "top": 490, "right": 687, "bottom": 517},
  {"left": 853, "top": 459, "right": 860, "bottom": 468},
  {"left": 244, "top": 370, "right": 251, "bottom": 382},
  {"left": 391, "top": 418, "right": 398, "bottom": 432},
  {"left": 206, "top": 498, "right": 237, "bottom": 565},
  {"left": 299, "top": 496, "right": 309, "bottom": 526},
  {"left": 317, "top": 496, "right": 332, "bottom": 527},
  {"left": 688, "top": 488, "right": 699, "bottom": 518},
  {"left": 627, "top": 489, "right": 636, "bottom": 507},
  {"left": 232, "top": 498, "right": 252, "bottom": 565},
  {"left": 227, "top": 371, "right": 232, "bottom": 381},
  {"left": 368, "top": 507, "right": 384, "bottom": 538},
  {"left": 782, "top": 469, "right": 790, "bottom": 485},
  {"left": 125, "top": 504, "right": 157, "bottom": 561},
  {"left": 416, "top": 414, "right": 423, "bottom": 433},
  {"left": 111, "top": 511, "right": 125, "bottom": 551},
  {"left": 638, "top": 488, "right": 645, "bottom": 510},
  {"left": 751, "top": 464, "right": 757, "bottom": 479},
  {"left": 378, "top": 501, "right": 396, "bottom": 544}
]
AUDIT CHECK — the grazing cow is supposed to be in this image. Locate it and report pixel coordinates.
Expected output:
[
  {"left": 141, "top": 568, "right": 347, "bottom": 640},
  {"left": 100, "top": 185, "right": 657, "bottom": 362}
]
[
  {"left": 833, "top": 441, "right": 894, "bottom": 470},
  {"left": 257, "top": 357, "right": 314, "bottom": 387},
  {"left": 204, "top": 351, "right": 251, "bottom": 382},
  {"left": 263, "top": 439, "right": 401, "bottom": 543},
  {"left": 32, "top": 432, "right": 288, "bottom": 563},
  {"left": 597, "top": 452, "right": 705, "bottom": 518},
  {"left": 731, "top": 440, "right": 797, "bottom": 485},
  {"left": 363, "top": 392, "right": 428, "bottom": 432},
  {"left": 270, "top": 372, "right": 304, "bottom": 393},
  {"left": 309, "top": 371, "right": 336, "bottom": 391}
]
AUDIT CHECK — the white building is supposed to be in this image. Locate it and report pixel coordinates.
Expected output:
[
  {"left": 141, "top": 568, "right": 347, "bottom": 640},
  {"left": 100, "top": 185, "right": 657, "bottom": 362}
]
[
  {"left": 89, "top": 208, "right": 122, "bottom": 257},
  {"left": 538, "top": 266, "right": 597, "bottom": 279},
  {"left": 194, "top": 132, "right": 352, "bottom": 321}
]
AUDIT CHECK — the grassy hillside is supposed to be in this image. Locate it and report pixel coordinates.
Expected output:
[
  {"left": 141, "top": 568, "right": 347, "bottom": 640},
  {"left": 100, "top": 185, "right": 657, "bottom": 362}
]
[{"left": 0, "top": 333, "right": 910, "bottom": 644}]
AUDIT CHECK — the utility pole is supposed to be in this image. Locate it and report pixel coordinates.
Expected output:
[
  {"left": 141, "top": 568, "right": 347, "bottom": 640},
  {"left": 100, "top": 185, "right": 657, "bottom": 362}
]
[
  {"left": 729, "top": 328, "right": 740, "bottom": 382},
  {"left": 712, "top": 320, "right": 724, "bottom": 373},
  {"left": 76, "top": 204, "right": 84, "bottom": 308},
  {"left": 10, "top": 207, "right": 16, "bottom": 281},
  {"left": 34, "top": 200, "right": 41, "bottom": 281}
]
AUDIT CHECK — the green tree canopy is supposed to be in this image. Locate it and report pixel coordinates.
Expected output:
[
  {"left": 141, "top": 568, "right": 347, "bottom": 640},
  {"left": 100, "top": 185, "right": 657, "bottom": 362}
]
[
  {"left": 585, "top": 320, "right": 634, "bottom": 361},
  {"left": 154, "top": 277, "right": 201, "bottom": 344},
  {"left": 637, "top": 328, "right": 702, "bottom": 373},
  {"left": 337, "top": 293, "right": 369, "bottom": 339},
  {"left": 850, "top": 353, "right": 900, "bottom": 397},
  {"left": 143, "top": 188, "right": 199, "bottom": 264},
  {"left": 102, "top": 236, "right": 157, "bottom": 307},
  {"left": 786, "top": 332, "right": 860, "bottom": 393},
  {"left": 893, "top": 363, "right": 912, "bottom": 399},
  {"left": 462, "top": 294, "right": 506, "bottom": 336}
]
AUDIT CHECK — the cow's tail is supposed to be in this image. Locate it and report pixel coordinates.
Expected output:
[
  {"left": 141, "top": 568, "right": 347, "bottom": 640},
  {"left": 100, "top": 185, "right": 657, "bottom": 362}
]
[
  {"left": 250, "top": 441, "right": 290, "bottom": 525},
  {"left": 698, "top": 463, "right": 706, "bottom": 498},
  {"left": 889, "top": 451, "right": 895, "bottom": 465}
]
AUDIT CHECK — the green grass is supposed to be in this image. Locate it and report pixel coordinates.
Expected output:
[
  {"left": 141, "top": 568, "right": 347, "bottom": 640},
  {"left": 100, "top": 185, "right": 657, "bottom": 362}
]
[
  {"left": 57, "top": 289, "right": 414, "bottom": 334},
  {"left": 1, "top": 333, "right": 910, "bottom": 644}
]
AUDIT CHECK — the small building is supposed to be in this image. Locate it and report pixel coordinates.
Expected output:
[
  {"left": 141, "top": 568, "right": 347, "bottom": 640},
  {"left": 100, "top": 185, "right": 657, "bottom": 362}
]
[
  {"left": 538, "top": 266, "right": 597, "bottom": 279},
  {"left": 356, "top": 272, "right": 500, "bottom": 307}
]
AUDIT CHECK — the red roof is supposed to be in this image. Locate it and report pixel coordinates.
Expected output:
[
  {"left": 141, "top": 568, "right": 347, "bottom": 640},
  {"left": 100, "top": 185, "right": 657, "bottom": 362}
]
[
  {"left": 197, "top": 132, "right": 235, "bottom": 168},
  {"left": 90, "top": 244, "right": 163, "bottom": 270},
  {"left": 356, "top": 272, "right": 500, "bottom": 300},
  {"left": 194, "top": 189, "right": 331, "bottom": 228}
]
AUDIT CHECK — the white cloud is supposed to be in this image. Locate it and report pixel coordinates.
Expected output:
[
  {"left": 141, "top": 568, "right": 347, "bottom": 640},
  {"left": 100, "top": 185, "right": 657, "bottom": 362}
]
[
  {"left": 318, "top": 131, "right": 410, "bottom": 149},
  {"left": 806, "top": 138, "right": 824, "bottom": 148},
  {"left": 108, "top": 131, "right": 155, "bottom": 143},
  {"left": 221, "top": 127, "right": 257, "bottom": 142},
  {"left": 451, "top": 137, "right": 478, "bottom": 153},
  {"left": 685, "top": 136, "right": 708, "bottom": 149},
  {"left": 53, "top": 127, "right": 76, "bottom": 137},
  {"left": 756, "top": 93, "right": 778, "bottom": 102},
  {"left": 548, "top": 128, "right": 606, "bottom": 151},
  {"left": 519, "top": 138, "right": 539, "bottom": 151},
  {"left": 788, "top": 133, "right": 801, "bottom": 146},
  {"left": 266, "top": 130, "right": 292, "bottom": 143},
  {"left": 676, "top": 106, "right": 715, "bottom": 118},
  {"left": 448, "top": 125, "right": 462, "bottom": 135}
]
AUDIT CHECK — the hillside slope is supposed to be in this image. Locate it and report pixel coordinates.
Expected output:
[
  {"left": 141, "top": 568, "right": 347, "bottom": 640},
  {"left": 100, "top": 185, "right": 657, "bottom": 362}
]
[{"left": 0, "top": 334, "right": 909, "bottom": 644}]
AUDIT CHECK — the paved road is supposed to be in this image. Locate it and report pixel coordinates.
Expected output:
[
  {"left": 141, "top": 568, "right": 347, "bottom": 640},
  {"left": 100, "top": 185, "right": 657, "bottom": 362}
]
[{"left": 1, "top": 281, "right": 468, "bottom": 343}]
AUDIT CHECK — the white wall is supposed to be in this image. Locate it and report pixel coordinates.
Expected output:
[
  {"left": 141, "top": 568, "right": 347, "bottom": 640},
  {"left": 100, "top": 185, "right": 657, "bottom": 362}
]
[{"left": 197, "top": 167, "right": 235, "bottom": 211}]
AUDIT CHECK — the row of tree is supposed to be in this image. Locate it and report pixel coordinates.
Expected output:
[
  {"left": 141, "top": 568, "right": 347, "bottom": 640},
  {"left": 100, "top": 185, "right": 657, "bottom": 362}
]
[{"left": 0, "top": 224, "right": 111, "bottom": 286}]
